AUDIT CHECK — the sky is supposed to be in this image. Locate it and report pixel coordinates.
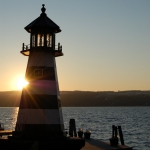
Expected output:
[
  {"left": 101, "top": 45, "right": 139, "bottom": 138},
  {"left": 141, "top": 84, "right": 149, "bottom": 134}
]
[{"left": 0, "top": 0, "right": 150, "bottom": 91}]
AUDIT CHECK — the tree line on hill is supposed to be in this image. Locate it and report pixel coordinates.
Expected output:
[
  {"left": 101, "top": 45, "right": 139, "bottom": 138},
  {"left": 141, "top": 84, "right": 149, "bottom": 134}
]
[{"left": 0, "top": 90, "right": 150, "bottom": 107}]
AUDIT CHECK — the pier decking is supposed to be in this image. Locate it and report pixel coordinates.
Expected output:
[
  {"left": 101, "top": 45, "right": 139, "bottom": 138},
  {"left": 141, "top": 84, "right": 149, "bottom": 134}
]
[{"left": 82, "top": 139, "right": 132, "bottom": 150}]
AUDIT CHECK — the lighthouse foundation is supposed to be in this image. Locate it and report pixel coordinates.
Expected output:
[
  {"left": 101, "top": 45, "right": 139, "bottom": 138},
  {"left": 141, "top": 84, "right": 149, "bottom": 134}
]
[{"left": 0, "top": 137, "right": 85, "bottom": 150}]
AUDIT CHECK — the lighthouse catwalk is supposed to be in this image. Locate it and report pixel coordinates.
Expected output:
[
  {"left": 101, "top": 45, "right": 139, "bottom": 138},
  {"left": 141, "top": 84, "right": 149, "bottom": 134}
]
[{"left": 14, "top": 4, "right": 64, "bottom": 140}]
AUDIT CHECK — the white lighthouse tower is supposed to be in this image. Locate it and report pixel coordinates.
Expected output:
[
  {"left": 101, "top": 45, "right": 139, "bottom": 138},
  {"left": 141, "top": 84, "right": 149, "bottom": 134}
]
[{"left": 14, "top": 4, "right": 64, "bottom": 140}]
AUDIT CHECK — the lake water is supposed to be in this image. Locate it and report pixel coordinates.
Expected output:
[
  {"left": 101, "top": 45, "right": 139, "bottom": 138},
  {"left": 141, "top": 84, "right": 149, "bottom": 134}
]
[{"left": 0, "top": 107, "right": 149, "bottom": 150}]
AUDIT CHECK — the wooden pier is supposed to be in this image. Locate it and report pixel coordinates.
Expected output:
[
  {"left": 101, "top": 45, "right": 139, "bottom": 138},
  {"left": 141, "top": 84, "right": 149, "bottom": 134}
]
[{"left": 0, "top": 130, "right": 132, "bottom": 150}]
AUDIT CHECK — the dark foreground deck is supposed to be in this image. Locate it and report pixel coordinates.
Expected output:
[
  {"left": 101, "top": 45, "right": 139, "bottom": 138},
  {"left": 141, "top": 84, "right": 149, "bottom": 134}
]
[{"left": 0, "top": 130, "right": 132, "bottom": 150}]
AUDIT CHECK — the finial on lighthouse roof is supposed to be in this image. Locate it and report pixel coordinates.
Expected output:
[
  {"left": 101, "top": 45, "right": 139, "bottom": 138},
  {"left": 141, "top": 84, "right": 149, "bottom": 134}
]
[{"left": 41, "top": 4, "right": 46, "bottom": 13}]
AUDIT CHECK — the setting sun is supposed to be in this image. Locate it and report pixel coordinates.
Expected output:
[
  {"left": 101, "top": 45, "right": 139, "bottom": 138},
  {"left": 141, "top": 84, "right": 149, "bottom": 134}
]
[
  {"left": 10, "top": 75, "right": 29, "bottom": 91},
  {"left": 16, "top": 78, "right": 29, "bottom": 90}
]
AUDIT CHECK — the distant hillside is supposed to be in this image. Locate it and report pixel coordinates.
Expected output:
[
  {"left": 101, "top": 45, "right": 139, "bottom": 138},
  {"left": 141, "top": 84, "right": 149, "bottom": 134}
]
[
  {"left": 0, "top": 90, "right": 150, "bottom": 107},
  {"left": 0, "top": 91, "right": 21, "bottom": 107},
  {"left": 60, "top": 91, "right": 150, "bottom": 106}
]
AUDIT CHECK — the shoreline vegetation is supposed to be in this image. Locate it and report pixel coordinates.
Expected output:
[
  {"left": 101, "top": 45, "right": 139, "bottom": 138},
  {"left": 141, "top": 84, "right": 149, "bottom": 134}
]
[{"left": 0, "top": 90, "right": 150, "bottom": 107}]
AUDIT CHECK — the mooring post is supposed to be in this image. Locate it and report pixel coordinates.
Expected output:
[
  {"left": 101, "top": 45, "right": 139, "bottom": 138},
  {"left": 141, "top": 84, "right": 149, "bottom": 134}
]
[
  {"left": 118, "top": 126, "right": 125, "bottom": 145},
  {"left": 110, "top": 125, "right": 118, "bottom": 146},
  {"left": 69, "top": 119, "right": 77, "bottom": 137},
  {"left": 112, "top": 125, "right": 115, "bottom": 138},
  {"left": 114, "top": 126, "right": 118, "bottom": 138}
]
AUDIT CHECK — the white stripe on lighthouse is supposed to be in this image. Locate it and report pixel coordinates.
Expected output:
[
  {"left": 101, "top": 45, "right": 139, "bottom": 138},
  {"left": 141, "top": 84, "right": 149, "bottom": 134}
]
[
  {"left": 45, "top": 108, "right": 63, "bottom": 124},
  {"left": 54, "top": 66, "right": 59, "bottom": 84},
  {"left": 26, "top": 80, "right": 58, "bottom": 95},
  {"left": 58, "top": 109, "right": 64, "bottom": 125},
  {"left": 45, "top": 53, "right": 56, "bottom": 67},
  {"left": 28, "top": 52, "right": 55, "bottom": 67}
]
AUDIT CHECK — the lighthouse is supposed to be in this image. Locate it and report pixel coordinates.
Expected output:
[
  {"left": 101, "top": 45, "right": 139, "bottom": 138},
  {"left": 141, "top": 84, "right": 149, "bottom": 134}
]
[{"left": 14, "top": 4, "right": 64, "bottom": 140}]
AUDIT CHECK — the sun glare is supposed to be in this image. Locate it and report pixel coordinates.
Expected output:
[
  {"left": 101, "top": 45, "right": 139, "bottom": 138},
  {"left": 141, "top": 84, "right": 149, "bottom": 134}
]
[{"left": 16, "top": 78, "right": 29, "bottom": 90}]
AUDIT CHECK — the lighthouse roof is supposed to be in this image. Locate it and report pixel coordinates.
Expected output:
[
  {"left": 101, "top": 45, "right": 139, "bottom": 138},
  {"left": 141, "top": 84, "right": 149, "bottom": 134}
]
[{"left": 24, "top": 4, "right": 61, "bottom": 33}]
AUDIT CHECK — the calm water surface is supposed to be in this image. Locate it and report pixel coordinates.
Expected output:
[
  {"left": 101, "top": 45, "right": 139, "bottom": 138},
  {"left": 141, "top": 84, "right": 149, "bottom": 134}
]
[{"left": 0, "top": 107, "right": 149, "bottom": 150}]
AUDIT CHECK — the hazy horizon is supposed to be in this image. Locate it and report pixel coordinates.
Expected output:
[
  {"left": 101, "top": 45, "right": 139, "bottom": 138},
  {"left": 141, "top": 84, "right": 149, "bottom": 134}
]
[{"left": 0, "top": 89, "right": 150, "bottom": 93}]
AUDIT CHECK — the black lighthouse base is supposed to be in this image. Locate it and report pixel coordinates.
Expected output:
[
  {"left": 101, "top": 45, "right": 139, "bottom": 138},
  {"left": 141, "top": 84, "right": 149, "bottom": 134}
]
[
  {"left": 0, "top": 137, "right": 85, "bottom": 150},
  {"left": 0, "top": 126, "right": 85, "bottom": 150},
  {"left": 39, "top": 137, "right": 85, "bottom": 150}
]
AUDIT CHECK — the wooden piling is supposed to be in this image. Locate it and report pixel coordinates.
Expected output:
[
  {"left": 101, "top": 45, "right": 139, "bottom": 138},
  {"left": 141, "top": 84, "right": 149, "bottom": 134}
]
[
  {"left": 69, "top": 119, "right": 77, "bottom": 137},
  {"left": 118, "top": 126, "right": 125, "bottom": 145}
]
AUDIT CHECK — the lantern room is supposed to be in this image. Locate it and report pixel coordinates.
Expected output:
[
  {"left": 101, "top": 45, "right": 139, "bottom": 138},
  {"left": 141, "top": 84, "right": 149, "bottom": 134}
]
[{"left": 21, "top": 4, "right": 63, "bottom": 57}]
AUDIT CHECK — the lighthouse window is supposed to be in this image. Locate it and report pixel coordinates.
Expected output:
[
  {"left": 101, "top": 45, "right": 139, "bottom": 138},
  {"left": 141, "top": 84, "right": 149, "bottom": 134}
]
[
  {"left": 32, "top": 34, "right": 35, "bottom": 47},
  {"left": 37, "top": 34, "right": 44, "bottom": 46},
  {"left": 34, "top": 69, "right": 43, "bottom": 77},
  {"left": 47, "top": 34, "right": 52, "bottom": 47}
]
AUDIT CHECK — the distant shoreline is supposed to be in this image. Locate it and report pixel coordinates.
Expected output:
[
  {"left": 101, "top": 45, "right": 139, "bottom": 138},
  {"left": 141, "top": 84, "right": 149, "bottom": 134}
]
[{"left": 0, "top": 90, "right": 150, "bottom": 107}]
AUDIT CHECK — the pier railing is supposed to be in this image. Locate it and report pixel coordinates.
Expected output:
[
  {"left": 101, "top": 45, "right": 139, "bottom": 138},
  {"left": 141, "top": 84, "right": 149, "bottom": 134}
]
[
  {"left": 22, "top": 43, "right": 30, "bottom": 51},
  {"left": 55, "top": 43, "right": 62, "bottom": 51}
]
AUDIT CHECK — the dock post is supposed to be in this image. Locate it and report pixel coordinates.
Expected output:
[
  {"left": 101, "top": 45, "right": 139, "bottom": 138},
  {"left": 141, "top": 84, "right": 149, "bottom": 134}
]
[
  {"left": 118, "top": 126, "right": 125, "bottom": 145},
  {"left": 110, "top": 125, "right": 118, "bottom": 146},
  {"left": 112, "top": 125, "right": 115, "bottom": 138},
  {"left": 114, "top": 126, "right": 118, "bottom": 138},
  {"left": 69, "top": 119, "right": 77, "bottom": 137}
]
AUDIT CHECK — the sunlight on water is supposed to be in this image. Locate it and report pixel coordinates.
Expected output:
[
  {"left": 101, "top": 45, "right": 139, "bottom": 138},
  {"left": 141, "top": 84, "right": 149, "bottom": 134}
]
[{"left": 0, "top": 107, "right": 19, "bottom": 130}]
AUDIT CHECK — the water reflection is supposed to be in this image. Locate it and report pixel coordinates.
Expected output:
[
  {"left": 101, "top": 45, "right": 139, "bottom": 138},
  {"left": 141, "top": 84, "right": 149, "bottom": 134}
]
[{"left": 0, "top": 107, "right": 19, "bottom": 130}]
